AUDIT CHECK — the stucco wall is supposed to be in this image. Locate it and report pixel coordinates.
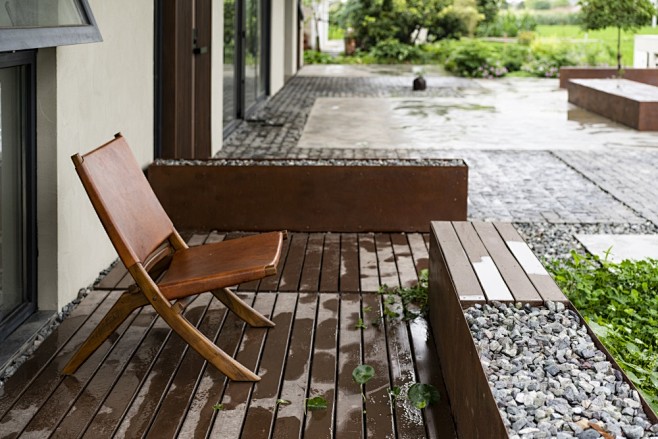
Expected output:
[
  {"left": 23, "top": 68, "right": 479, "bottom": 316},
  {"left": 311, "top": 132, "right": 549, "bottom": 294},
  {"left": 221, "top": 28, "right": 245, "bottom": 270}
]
[
  {"left": 211, "top": 0, "right": 224, "bottom": 156},
  {"left": 270, "top": 0, "right": 286, "bottom": 95},
  {"left": 36, "top": 0, "right": 154, "bottom": 309}
]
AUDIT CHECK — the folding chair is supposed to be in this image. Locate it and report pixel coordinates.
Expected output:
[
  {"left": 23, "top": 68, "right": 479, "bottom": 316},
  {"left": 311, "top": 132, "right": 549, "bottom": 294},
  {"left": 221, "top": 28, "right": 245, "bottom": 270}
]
[{"left": 63, "top": 133, "right": 284, "bottom": 381}]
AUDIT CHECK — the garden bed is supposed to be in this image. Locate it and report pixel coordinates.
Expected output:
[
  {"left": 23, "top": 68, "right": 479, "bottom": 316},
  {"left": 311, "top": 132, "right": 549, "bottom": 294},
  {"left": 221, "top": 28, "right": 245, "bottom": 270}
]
[{"left": 148, "top": 158, "right": 468, "bottom": 232}]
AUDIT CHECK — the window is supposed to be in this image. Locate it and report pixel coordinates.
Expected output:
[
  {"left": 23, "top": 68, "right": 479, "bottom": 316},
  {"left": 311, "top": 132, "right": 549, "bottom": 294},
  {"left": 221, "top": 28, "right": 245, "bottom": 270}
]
[
  {"left": 0, "top": 0, "right": 101, "bottom": 51},
  {"left": 0, "top": 51, "right": 37, "bottom": 341}
]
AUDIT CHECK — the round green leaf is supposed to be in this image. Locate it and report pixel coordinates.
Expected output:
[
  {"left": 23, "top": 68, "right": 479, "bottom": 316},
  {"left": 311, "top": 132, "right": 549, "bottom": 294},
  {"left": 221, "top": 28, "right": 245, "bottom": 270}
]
[
  {"left": 306, "top": 396, "right": 328, "bottom": 410},
  {"left": 408, "top": 383, "right": 440, "bottom": 409},
  {"left": 352, "top": 364, "right": 375, "bottom": 385}
]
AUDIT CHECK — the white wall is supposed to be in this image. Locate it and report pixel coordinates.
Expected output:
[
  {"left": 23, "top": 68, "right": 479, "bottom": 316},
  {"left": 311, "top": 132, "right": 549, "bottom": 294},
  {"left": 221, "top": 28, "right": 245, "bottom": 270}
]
[
  {"left": 270, "top": 0, "right": 286, "bottom": 95},
  {"left": 284, "top": 0, "right": 299, "bottom": 81},
  {"left": 211, "top": 1, "right": 224, "bottom": 156},
  {"left": 36, "top": 0, "right": 154, "bottom": 309}
]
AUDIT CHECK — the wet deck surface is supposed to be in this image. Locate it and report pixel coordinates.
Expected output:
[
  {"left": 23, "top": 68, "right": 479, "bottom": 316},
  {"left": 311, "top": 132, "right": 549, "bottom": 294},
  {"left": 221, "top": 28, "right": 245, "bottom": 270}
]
[{"left": 0, "top": 232, "right": 457, "bottom": 438}]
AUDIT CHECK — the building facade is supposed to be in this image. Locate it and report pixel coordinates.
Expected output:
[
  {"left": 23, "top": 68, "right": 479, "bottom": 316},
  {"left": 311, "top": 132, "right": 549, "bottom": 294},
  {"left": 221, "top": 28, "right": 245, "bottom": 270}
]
[{"left": 0, "top": 0, "right": 300, "bottom": 341}]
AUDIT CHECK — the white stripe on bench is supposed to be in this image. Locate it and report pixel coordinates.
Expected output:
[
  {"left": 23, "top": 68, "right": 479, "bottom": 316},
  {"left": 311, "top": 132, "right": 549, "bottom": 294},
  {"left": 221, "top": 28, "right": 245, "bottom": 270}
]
[{"left": 472, "top": 256, "right": 514, "bottom": 301}]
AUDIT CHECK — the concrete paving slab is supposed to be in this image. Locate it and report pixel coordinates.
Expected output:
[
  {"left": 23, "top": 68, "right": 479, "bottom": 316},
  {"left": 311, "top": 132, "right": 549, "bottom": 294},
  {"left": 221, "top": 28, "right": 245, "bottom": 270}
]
[
  {"left": 297, "top": 64, "right": 448, "bottom": 77},
  {"left": 575, "top": 234, "right": 658, "bottom": 262},
  {"left": 297, "top": 79, "right": 658, "bottom": 150}
]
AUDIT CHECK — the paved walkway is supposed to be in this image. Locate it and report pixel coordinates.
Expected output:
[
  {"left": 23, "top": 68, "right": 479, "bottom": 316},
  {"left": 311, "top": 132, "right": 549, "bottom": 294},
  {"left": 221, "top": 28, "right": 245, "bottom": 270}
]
[{"left": 219, "top": 65, "right": 658, "bottom": 232}]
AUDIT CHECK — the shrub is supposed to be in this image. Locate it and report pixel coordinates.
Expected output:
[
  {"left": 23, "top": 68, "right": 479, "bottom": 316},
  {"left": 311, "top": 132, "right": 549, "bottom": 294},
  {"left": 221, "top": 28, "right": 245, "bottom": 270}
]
[
  {"left": 444, "top": 39, "right": 508, "bottom": 77},
  {"left": 369, "top": 38, "right": 426, "bottom": 63},
  {"left": 478, "top": 12, "right": 537, "bottom": 37},
  {"left": 303, "top": 50, "right": 335, "bottom": 65},
  {"left": 531, "top": 12, "right": 581, "bottom": 25}
]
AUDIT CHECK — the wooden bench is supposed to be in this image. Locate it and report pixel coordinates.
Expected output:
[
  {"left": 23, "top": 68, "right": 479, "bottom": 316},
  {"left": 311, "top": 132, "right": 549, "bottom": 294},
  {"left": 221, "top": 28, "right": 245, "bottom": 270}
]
[
  {"left": 568, "top": 78, "right": 658, "bottom": 131},
  {"left": 428, "top": 221, "right": 568, "bottom": 438}
]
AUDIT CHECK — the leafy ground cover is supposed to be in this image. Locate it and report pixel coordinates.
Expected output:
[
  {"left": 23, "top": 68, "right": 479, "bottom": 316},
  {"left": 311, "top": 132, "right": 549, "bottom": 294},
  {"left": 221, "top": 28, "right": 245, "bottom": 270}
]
[
  {"left": 547, "top": 252, "right": 658, "bottom": 412},
  {"left": 536, "top": 25, "right": 658, "bottom": 67}
]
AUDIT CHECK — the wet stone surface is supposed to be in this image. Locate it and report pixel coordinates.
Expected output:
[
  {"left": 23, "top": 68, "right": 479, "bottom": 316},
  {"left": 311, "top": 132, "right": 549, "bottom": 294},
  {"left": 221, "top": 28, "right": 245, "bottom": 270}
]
[
  {"left": 466, "top": 302, "right": 658, "bottom": 439},
  {"left": 153, "top": 158, "right": 465, "bottom": 167}
]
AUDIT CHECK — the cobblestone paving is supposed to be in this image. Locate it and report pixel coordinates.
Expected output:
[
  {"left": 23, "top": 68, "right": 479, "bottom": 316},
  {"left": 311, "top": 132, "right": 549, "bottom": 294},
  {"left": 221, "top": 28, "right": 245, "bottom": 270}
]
[
  {"left": 219, "top": 73, "right": 655, "bottom": 226},
  {"left": 554, "top": 149, "right": 658, "bottom": 226}
]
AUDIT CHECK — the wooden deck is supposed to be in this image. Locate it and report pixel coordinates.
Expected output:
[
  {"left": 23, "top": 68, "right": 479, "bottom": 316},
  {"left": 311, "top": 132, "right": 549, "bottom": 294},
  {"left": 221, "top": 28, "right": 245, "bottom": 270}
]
[{"left": 0, "top": 232, "right": 457, "bottom": 438}]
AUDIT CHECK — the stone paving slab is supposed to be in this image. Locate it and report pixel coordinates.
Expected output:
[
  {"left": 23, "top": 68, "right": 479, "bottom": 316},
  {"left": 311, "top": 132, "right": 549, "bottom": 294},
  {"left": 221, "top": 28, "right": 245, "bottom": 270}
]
[{"left": 576, "top": 234, "right": 658, "bottom": 262}]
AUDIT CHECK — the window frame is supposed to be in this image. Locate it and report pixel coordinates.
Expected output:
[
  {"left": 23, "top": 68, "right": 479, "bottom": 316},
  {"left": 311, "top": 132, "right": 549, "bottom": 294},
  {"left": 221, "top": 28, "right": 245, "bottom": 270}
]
[
  {"left": 0, "top": 50, "right": 38, "bottom": 341},
  {"left": 0, "top": 0, "right": 101, "bottom": 52}
]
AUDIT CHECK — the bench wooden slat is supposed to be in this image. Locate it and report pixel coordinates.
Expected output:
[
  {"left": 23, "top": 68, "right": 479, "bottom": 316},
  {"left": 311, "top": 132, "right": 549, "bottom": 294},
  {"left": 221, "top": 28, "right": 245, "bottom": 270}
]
[
  {"left": 358, "top": 234, "right": 380, "bottom": 293},
  {"left": 494, "top": 223, "right": 567, "bottom": 303},
  {"left": 391, "top": 233, "right": 418, "bottom": 288},
  {"left": 430, "top": 222, "right": 485, "bottom": 304},
  {"left": 472, "top": 221, "right": 543, "bottom": 304},
  {"left": 320, "top": 233, "right": 340, "bottom": 292},
  {"left": 453, "top": 222, "right": 513, "bottom": 302},
  {"left": 299, "top": 233, "right": 324, "bottom": 291}
]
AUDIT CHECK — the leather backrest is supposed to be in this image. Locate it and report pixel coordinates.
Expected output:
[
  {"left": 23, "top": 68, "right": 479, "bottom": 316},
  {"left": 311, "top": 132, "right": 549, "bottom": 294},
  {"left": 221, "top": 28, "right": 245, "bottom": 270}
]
[{"left": 72, "top": 134, "right": 174, "bottom": 267}]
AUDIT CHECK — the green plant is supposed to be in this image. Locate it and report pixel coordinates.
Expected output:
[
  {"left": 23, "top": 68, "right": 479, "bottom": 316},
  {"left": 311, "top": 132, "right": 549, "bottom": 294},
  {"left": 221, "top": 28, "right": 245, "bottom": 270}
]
[
  {"left": 369, "top": 38, "right": 425, "bottom": 63},
  {"left": 408, "top": 383, "right": 441, "bottom": 409},
  {"left": 303, "top": 50, "right": 335, "bottom": 64},
  {"left": 305, "top": 396, "right": 328, "bottom": 413},
  {"left": 212, "top": 403, "right": 224, "bottom": 411},
  {"left": 546, "top": 252, "right": 658, "bottom": 412},
  {"left": 355, "top": 318, "right": 367, "bottom": 329},
  {"left": 379, "top": 269, "right": 429, "bottom": 320},
  {"left": 443, "top": 39, "right": 509, "bottom": 77},
  {"left": 579, "top": 0, "right": 656, "bottom": 70}
]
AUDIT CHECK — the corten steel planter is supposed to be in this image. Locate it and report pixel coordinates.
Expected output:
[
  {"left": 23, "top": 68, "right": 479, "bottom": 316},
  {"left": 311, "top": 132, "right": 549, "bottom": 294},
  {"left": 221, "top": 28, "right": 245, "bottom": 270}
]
[
  {"left": 148, "top": 159, "right": 468, "bottom": 232},
  {"left": 559, "top": 67, "right": 658, "bottom": 89}
]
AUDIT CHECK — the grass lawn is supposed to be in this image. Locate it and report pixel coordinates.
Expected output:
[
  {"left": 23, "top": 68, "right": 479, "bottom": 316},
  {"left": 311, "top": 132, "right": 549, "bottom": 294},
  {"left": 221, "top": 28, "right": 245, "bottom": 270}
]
[{"left": 536, "top": 24, "right": 658, "bottom": 67}]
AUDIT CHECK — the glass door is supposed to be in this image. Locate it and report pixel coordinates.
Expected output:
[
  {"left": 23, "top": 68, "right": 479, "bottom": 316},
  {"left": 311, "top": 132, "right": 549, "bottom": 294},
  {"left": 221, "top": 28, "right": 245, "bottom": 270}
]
[{"left": 0, "top": 51, "right": 36, "bottom": 341}]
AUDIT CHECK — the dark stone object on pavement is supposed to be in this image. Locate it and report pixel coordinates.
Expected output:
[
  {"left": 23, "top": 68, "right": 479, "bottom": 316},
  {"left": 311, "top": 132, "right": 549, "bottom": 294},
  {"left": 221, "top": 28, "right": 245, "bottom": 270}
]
[{"left": 413, "top": 76, "right": 426, "bottom": 91}]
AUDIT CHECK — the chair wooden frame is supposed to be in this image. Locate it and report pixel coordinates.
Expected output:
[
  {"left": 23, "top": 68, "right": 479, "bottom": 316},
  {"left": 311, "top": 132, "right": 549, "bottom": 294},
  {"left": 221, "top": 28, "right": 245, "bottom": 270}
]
[{"left": 63, "top": 133, "right": 285, "bottom": 381}]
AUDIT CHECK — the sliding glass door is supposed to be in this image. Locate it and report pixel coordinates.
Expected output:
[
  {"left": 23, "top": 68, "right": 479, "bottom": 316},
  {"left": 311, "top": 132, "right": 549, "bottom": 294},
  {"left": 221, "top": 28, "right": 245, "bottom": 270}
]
[{"left": 0, "top": 51, "right": 36, "bottom": 341}]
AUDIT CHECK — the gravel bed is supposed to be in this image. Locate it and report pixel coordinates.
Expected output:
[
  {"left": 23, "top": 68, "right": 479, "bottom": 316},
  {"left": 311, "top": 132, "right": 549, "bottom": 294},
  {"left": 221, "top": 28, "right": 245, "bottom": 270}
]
[
  {"left": 514, "top": 222, "right": 658, "bottom": 261},
  {"left": 153, "top": 158, "right": 465, "bottom": 167},
  {"left": 466, "top": 302, "right": 658, "bottom": 439}
]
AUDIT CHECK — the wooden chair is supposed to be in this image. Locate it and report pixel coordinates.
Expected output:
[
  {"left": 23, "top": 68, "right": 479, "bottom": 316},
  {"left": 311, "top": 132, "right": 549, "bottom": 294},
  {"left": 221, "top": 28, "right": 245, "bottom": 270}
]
[{"left": 63, "top": 133, "right": 285, "bottom": 381}]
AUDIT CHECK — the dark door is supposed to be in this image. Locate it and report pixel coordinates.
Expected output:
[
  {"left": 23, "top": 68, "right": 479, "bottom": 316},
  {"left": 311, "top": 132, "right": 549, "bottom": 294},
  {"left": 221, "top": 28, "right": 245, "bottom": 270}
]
[
  {"left": 0, "top": 51, "right": 37, "bottom": 341},
  {"left": 159, "top": 0, "right": 211, "bottom": 159}
]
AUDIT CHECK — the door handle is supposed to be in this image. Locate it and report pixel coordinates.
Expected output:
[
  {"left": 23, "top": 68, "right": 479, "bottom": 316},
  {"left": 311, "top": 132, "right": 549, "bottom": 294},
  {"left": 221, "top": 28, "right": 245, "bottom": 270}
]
[{"left": 193, "top": 46, "right": 208, "bottom": 55}]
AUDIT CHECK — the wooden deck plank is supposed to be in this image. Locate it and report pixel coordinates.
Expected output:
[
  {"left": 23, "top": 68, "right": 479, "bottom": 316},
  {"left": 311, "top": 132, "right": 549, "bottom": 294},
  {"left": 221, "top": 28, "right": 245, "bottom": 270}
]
[
  {"left": 270, "top": 293, "right": 318, "bottom": 438},
  {"left": 145, "top": 298, "right": 229, "bottom": 437},
  {"left": 0, "top": 291, "right": 110, "bottom": 419},
  {"left": 453, "top": 222, "right": 514, "bottom": 302},
  {"left": 112, "top": 296, "right": 211, "bottom": 438},
  {"left": 259, "top": 236, "right": 291, "bottom": 292},
  {"left": 176, "top": 293, "right": 256, "bottom": 438},
  {"left": 279, "top": 233, "right": 308, "bottom": 292},
  {"left": 95, "top": 262, "right": 129, "bottom": 290},
  {"left": 319, "top": 233, "right": 340, "bottom": 292},
  {"left": 384, "top": 295, "right": 427, "bottom": 437},
  {"left": 431, "top": 222, "right": 486, "bottom": 304},
  {"left": 391, "top": 233, "right": 419, "bottom": 288},
  {"left": 207, "top": 293, "right": 276, "bottom": 437},
  {"left": 50, "top": 306, "right": 160, "bottom": 438},
  {"left": 339, "top": 233, "right": 360, "bottom": 293},
  {"left": 240, "top": 293, "right": 298, "bottom": 438},
  {"left": 335, "top": 293, "right": 364, "bottom": 437},
  {"left": 0, "top": 291, "right": 122, "bottom": 436},
  {"left": 80, "top": 306, "right": 175, "bottom": 438},
  {"left": 362, "top": 294, "right": 396, "bottom": 437},
  {"left": 408, "top": 233, "right": 430, "bottom": 275},
  {"left": 376, "top": 233, "right": 401, "bottom": 289},
  {"left": 472, "top": 221, "right": 543, "bottom": 304},
  {"left": 494, "top": 222, "right": 567, "bottom": 302},
  {"left": 18, "top": 301, "right": 145, "bottom": 437},
  {"left": 409, "top": 318, "right": 458, "bottom": 438},
  {"left": 359, "top": 234, "right": 380, "bottom": 293},
  {"left": 302, "top": 294, "right": 339, "bottom": 439},
  {"left": 299, "top": 233, "right": 324, "bottom": 292}
]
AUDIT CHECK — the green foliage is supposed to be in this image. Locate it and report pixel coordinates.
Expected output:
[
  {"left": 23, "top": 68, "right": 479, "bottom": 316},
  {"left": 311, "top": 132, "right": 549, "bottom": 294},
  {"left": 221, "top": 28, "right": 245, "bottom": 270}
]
[
  {"left": 369, "top": 38, "right": 426, "bottom": 63},
  {"left": 352, "top": 365, "right": 375, "bottom": 385},
  {"left": 477, "top": 0, "right": 504, "bottom": 23},
  {"left": 304, "top": 50, "right": 335, "bottom": 64},
  {"left": 526, "top": 0, "right": 552, "bottom": 10},
  {"left": 579, "top": 0, "right": 655, "bottom": 68},
  {"left": 443, "top": 39, "right": 510, "bottom": 77},
  {"left": 355, "top": 318, "right": 367, "bottom": 329},
  {"left": 305, "top": 396, "right": 328, "bottom": 411},
  {"left": 531, "top": 12, "right": 581, "bottom": 25},
  {"left": 212, "top": 403, "right": 224, "bottom": 411},
  {"left": 407, "top": 383, "right": 441, "bottom": 409},
  {"left": 379, "top": 269, "right": 430, "bottom": 320},
  {"left": 546, "top": 252, "right": 658, "bottom": 412},
  {"left": 478, "top": 11, "right": 537, "bottom": 37}
]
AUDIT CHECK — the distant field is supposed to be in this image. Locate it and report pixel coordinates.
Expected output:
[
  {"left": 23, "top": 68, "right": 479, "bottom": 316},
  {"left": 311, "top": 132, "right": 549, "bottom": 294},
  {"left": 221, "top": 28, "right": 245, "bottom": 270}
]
[{"left": 536, "top": 24, "right": 658, "bottom": 67}]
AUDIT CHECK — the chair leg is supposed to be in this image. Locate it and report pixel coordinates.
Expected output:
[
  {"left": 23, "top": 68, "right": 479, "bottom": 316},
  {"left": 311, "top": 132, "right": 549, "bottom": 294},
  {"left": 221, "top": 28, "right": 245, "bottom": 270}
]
[
  {"left": 156, "top": 303, "right": 261, "bottom": 381},
  {"left": 62, "top": 289, "right": 149, "bottom": 375},
  {"left": 211, "top": 288, "right": 275, "bottom": 328}
]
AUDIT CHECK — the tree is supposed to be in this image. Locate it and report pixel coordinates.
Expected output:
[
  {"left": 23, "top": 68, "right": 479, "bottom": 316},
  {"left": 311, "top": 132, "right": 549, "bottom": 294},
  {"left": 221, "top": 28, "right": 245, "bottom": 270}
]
[
  {"left": 579, "top": 0, "right": 656, "bottom": 70},
  {"left": 477, "top": 0, "right": 503, "bottom": 23}
]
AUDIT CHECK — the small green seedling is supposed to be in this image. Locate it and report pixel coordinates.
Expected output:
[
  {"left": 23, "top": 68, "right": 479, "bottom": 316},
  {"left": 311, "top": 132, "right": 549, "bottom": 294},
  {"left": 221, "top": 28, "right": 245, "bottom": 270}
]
[
  {"left": 388, "top": 386, "right": 401, "bottom": 401},
  {"left": 212, "top": 403, "right": 224, "bottom": 411},
  {"left": 355, "top": 318, "right": 367, "bottom": 329},
  {"left": 276, "top": 399, "right": 291, "bottom": 407},
  {"left": 363, "top": 305, "right": 373, "bottom": 313},
  {"left": 408, "top": 383, "right": 440, "bottom": 409},
  {"left": 305, "top": 396, "right": 328, "bottom": 414},
  {"left": 353, "top": 364, "right": 375, "bottom": 402}
]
